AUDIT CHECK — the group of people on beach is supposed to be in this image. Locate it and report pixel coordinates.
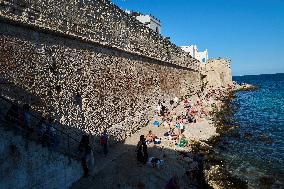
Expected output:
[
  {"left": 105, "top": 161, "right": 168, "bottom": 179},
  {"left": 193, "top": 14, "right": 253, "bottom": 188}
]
[{"left": 132, "top": 85, "right": 233, "bottom": 188}]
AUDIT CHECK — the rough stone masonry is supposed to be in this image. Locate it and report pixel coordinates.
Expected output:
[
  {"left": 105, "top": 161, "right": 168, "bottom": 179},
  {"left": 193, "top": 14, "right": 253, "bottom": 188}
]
[{"left": 0, "top": 0, "right": 203, "bottom": 141}]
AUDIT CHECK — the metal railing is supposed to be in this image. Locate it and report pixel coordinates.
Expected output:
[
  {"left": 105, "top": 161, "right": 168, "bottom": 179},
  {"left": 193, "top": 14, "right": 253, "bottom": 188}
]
[{"left": 0, "top": 95, "right": 82, "bottom": 161}]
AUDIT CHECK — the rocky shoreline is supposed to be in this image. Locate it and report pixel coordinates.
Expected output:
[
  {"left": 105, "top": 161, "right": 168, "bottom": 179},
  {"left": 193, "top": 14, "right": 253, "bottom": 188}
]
[{"left": 201, "top": 83, "right": 259, "bottom": 189}]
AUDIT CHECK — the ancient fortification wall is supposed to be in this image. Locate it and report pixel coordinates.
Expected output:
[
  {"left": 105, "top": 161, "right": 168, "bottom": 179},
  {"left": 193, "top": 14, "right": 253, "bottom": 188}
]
[
  {"left": 203, "top": 58, "right": 233, "bottom": 89},
  {"left": 0, "top": 0, "right": 199, "bottom": 69},
  {"left": 0, "top": 126, "right": 82, "bottom": 189},
  {"left": 0, "top": 0, "right": 204, "bottom": 140},
  {"left": 0, "top": 22, "right": 201, "bottom": 141}
]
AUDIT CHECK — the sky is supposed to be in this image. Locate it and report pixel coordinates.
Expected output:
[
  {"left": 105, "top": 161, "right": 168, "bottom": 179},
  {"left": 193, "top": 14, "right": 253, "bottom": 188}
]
[{"left": 111, "top": 0, "right": 284, "bottom": 76}]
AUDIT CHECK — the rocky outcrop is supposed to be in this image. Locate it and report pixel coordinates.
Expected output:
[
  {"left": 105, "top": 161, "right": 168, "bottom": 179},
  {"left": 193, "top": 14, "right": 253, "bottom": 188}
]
[{"left": 202, "top": 58, "right": 233, "bottom": 90}]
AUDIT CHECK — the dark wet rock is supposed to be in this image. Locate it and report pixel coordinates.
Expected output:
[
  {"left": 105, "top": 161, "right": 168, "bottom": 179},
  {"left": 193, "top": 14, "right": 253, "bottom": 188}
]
[
  {"left": 207, "top": 136, "right": 221, "bottom": 146},
  {"left": 205, "top": 165, "right": 248, "bottom": 189},
  {"left": 244, "top": 132, "right": 253, "bottom": 140},
  {"left": 190, "top": 141, "right": 211, "bottom": 155},
  {"left": 258, "top": 133, "right": 273, "bottom": 144},
  {"left": 229, "top": 130, "right": 241, "bottom": 138},
  {"left": 266, "top": 138, "right": 273, "bottom": 145},
  {"left": 218, "top": 145, "right": 227, "bottom": 151},
  {"left": 205, "top": 153, "right": 224, "bottom": 166},
  {"left": 259, "top": 176, "right": 274, "bottom": 189},
  {"left": 222, "top": 141, "right": 229, "bottom": 146}
]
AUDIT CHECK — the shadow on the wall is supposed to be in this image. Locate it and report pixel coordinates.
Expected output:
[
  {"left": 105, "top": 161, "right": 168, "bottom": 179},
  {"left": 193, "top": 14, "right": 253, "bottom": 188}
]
[{"left": 0, "top": 80, "right": 90, "bottom": 159}]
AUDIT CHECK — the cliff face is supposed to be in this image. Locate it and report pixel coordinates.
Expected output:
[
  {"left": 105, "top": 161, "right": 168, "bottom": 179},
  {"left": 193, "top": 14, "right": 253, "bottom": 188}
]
[{"left": 202, "top": 58, "right": 233, "bottom": 89}]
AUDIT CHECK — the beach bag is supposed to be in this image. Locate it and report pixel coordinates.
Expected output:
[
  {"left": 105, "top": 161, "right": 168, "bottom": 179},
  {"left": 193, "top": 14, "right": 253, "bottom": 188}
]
[
  {"left": 175, "top": 123, "right": 180, "bottom": 129},
  {"left": 177, "top": 138, "right": 188, "bottom": 147},
  {"left": 154, "top": 138, "right": 161, "bottom": 144}
]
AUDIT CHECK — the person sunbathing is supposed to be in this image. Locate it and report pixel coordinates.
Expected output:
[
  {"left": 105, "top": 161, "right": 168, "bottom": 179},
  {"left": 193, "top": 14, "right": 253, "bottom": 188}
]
[
  {"left": 146, "top": 130, "right": 156, "bottom": 142},
  {"left": 184, "top": 99, "right": 190, "bottom": 108},
  {"left": 168, "top": 129, "right": 179, "bottom": 140}
]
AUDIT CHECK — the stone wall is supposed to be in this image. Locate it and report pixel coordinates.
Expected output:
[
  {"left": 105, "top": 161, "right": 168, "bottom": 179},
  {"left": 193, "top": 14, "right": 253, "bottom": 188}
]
[
  {"left": 0, "top": 126, "right": 82, "bottom": 189},
  {"left": 202, "top": 58, "right": 233, "bottom": 89},
  {"left": 0, "top": 22, "right": 201, "bottom": 141},
  {"left": 0, "top": 0, "right": 200, "bottom": 69}
]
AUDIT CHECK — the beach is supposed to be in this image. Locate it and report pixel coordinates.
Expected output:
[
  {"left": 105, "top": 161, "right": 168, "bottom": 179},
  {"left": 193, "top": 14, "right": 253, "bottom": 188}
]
[{"left": 71, "top": 83, "right": 238, "bottom": 189}]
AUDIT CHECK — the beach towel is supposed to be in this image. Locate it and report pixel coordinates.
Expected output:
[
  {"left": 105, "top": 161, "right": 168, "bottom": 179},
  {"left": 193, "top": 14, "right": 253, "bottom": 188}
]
[
  {"left": 153, "top": 121, "right": 160, "bottom": 127},
  {"left": 177, "top": 138, "right": 188, "bottom": 147}
]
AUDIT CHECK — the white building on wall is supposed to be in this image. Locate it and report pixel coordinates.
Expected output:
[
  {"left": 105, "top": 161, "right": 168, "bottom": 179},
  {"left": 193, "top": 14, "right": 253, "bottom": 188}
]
[
  {"left": 181, "top": 45, "right": 208, "bottom": 63},
  {"left": 126, "top": 10, "right": 161, "bottom": 34}
]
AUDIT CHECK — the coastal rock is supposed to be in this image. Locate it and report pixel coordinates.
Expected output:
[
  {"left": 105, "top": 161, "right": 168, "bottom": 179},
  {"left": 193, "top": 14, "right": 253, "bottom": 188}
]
[
  {"left": 244, "top": 132, "right": 253, "bottom": 140},
  {"left": 258, "top": 133, "right": 273, "bottom": 144},
  {"left": 259, "top": 176, "right": 274, "bottom": 189},
  {"left": 234, "top": 84, "right": 258, "bottom": 91},
  {"left": 205, "top": 165, "right": 248, "bottom": 189},
  {"left": 229, "top": 131, "right": 241, "bottom": 138}
]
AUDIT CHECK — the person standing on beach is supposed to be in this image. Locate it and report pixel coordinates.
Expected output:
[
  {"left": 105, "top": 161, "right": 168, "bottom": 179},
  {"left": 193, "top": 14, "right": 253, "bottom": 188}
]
[
  {"left": 142, "top": 137, "right": 148, "bottom": 164},
  {"left": 156, "top": 101, "right": 162, "bottom": 116},
  {"left": 136, "top": 135, "right": 148, "bottom": 164},
  {"left": 79, "top": 135, "right": 92, "bottom": 177},
  {"left": 100, "top": 129, "right": 108, "bottom": 156}
]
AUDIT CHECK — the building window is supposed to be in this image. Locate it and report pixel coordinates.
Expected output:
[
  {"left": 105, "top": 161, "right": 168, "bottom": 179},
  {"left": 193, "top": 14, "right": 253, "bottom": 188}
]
[{"left": 156, "top": 27, "right": 159, "bottom": 33}]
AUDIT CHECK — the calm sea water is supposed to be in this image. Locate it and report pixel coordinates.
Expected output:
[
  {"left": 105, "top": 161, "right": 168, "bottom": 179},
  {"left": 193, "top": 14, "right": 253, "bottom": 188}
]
[{"left": 215, "top": 73, "right": 284, "bottom": 188}]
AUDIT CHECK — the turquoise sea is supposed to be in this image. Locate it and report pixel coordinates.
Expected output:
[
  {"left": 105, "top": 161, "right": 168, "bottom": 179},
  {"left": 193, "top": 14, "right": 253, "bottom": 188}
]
[{"left": 215, "top": 73, "right": 284, "bottom": 188}]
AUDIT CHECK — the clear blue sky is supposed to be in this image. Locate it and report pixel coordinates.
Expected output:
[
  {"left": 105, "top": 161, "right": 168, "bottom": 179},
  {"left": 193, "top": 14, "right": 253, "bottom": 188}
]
[{"left": 111, "top": 0, "right": 284, "bottom": 76}]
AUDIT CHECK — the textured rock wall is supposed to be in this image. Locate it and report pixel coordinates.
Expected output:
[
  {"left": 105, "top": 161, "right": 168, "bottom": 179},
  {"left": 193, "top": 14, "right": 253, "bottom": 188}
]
[
  {"left": 202, "top": 58, "right": 233, "bottom": 89},
  {"left": 0, "top": 0, "right": 200, "bottom": 69},
  {"left": 0, "top": 23, "right": 201, "bottom": 141},
  {"left": 0, "top": 125, "right": 82, "bottom": 189}
]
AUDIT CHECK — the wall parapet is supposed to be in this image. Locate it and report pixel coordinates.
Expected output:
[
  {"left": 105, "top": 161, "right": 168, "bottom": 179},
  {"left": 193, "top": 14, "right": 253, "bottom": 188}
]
[{"left": 0, "top": 0, "right": 200, "bottom": 70}]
